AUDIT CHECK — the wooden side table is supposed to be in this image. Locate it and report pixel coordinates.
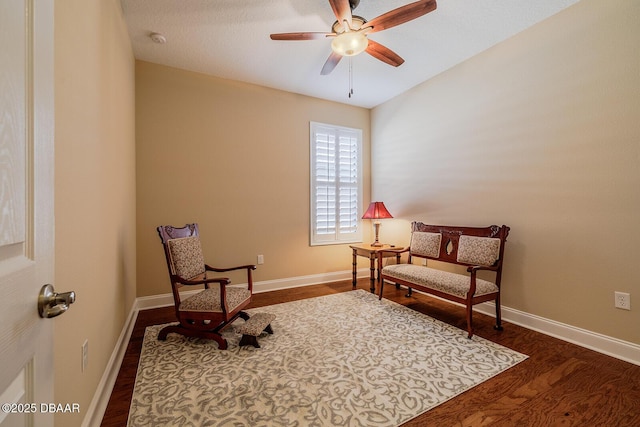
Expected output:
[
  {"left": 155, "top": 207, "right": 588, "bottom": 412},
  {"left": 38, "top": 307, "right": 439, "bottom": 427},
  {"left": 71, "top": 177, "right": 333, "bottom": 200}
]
[{"left": 350, "top": 244, "right": 403, "bottom": 293}]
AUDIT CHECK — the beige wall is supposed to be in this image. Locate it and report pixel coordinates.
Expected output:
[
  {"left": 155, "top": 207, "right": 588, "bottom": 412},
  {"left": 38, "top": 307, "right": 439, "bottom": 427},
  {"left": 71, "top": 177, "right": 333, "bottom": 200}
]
[
  {"left": 371, "top": 0, "right": 640, "bottom": 344},
  {"left": 135, "top": 61, "right": 371, "bottom": 297},
  {"left": 54, "top": 0, "right": 136, "bottom": 425}
]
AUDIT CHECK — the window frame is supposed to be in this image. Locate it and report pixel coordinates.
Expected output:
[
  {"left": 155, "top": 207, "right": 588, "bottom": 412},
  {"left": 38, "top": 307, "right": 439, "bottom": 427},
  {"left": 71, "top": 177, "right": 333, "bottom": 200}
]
[{"left": 309, "top": 121, "right": 363, "bottom": 246}]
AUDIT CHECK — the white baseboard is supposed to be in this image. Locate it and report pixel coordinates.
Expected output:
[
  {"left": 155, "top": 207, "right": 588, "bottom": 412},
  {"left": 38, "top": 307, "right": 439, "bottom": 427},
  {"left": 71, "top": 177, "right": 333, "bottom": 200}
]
[
  {"left": 474, "top": 301, "right": 640, "bottom": 366},
  {"left": 136, "top": 268, "right": 371, "bottom": 310},
  {"left": 85, "top": 271, "right": 640, "bottom": 425},
  {"left": 82, "top": 301, "right": 139, "bottom": 427}
]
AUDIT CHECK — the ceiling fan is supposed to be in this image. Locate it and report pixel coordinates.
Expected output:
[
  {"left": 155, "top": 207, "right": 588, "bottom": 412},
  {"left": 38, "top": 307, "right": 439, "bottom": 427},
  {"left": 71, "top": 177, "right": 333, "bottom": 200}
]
[{"left": 270, "top": 0, "right": 437, "bottom": 75}]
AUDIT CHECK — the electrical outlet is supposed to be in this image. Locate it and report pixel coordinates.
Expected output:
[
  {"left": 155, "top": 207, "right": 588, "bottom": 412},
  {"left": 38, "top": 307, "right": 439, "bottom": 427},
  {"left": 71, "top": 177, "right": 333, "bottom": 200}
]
[
  {"left": 614, "top": 292, "right": 631, "bottom": 310},
  {"left": 257, "top": 254, "right": 264, "bottom": 265},
  {"left": 82, "top": 339, "right": 89, "bottom": 372}
]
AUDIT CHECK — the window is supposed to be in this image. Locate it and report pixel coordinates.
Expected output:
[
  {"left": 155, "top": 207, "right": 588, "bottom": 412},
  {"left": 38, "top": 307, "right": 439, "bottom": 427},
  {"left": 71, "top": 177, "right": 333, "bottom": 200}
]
[{"left": 310, "top": 122, "right": 362, "bottom": 245}]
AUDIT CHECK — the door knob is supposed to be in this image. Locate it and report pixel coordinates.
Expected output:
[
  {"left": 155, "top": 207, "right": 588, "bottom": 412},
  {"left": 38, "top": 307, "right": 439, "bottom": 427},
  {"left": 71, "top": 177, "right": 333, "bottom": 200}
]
[{"left": 38, "top": 284, "right": 76, "bottom": 318}]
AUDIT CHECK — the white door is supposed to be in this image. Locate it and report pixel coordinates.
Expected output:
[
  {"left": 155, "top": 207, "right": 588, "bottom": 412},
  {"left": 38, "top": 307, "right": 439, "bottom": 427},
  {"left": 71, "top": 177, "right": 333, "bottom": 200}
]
[{"left": 0, "top": 0, "right": 55, "bottom": 426}]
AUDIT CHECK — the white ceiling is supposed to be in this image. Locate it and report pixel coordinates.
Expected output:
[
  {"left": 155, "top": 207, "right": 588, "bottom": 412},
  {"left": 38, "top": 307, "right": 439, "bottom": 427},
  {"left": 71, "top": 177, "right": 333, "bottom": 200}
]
[{"left": 121, "top": 0, "right": 579, "bottom": 109}]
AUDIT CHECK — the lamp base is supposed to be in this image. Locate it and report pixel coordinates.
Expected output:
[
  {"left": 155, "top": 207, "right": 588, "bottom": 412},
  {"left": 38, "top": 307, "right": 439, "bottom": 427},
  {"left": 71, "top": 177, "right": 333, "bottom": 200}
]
[{"left": 370, "top": 222, "right": 383, "bottom": 247}]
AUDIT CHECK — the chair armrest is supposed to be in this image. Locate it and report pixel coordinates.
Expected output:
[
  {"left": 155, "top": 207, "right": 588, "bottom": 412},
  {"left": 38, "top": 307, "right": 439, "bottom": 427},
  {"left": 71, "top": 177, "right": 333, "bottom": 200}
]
[
  {"left": 205, "top": 264, "right": 257, "bottom": 273},
  {"left": 173, "top": 274, "right": 231, "bottom": 286},
  {"left": 205, "top": 264, "right": 257, "bottom": 292}
]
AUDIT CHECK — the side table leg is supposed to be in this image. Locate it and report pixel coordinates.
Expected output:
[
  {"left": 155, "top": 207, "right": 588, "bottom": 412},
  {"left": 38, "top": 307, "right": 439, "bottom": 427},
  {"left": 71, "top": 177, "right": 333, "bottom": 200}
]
[
  {"left": 352, "top": 249, "right": 357, "bottom": 290},
  {"left": 369, "top": 255, "right": 376, "bottom": 293},
  {"left": 395, "top": 253, "right": 401, "bottom": 289}
]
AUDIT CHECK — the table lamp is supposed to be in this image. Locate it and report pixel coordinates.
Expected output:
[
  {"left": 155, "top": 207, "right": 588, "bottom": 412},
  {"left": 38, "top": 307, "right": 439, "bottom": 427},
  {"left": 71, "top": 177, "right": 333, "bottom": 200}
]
[{"left": 362, "top": 201, "right": 393, "bottom": 247}]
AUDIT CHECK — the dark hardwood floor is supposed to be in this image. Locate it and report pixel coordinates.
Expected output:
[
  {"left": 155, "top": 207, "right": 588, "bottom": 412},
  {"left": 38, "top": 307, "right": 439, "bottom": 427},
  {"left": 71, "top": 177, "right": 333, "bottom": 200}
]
[{"left": 101, "top": 279, "right": 640, "bottom": 426}]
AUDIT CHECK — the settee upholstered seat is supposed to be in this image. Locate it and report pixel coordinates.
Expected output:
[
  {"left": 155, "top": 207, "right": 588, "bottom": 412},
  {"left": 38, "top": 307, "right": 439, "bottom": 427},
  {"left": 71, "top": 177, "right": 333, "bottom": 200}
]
[{"left": 382, "top": 264, "right": 499, "bottom": 298}]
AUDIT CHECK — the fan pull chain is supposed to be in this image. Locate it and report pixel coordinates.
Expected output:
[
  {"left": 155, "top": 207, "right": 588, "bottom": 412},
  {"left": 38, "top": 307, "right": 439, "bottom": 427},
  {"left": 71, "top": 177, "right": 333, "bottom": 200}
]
[{"left": 350, "top": 59, "right": 354, "bottom": 98}]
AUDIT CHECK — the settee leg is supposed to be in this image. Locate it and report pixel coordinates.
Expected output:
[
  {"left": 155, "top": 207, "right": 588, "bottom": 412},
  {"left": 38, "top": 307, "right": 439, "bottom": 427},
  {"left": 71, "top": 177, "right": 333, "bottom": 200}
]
[
  {"left": 405, "top": 287, "right": 413, "bottom": 298},
  {"left": 494, "top": 295, "right": 503, "bottom": 331},
  {"left": 466, "top": 303, "right": 475, "bottom": 339}
]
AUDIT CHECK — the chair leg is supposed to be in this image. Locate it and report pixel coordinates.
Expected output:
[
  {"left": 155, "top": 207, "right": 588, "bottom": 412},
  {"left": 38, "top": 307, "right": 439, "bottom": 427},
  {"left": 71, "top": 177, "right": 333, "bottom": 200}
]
[
  {"left": 158, "top": 324, "right": 180, "bottom": 341},
  {"left": 202, "top": 331, "right": 228, "bottom": 350},
  {"left": 157, "top": 324, "right": 228, "bottom": 350}
]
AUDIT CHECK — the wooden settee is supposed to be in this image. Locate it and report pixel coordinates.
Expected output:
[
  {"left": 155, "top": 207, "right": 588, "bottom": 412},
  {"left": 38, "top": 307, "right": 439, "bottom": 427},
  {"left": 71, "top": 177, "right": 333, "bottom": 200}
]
[{"left": 378, "top": 222, "right": 510, "bottom": 338}]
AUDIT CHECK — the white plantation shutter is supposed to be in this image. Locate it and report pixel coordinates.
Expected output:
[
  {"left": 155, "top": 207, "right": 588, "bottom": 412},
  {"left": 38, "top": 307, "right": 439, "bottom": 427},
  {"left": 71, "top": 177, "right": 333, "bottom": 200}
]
[{"left": 310, "top": 122, "right": 362, "bottom": 245}]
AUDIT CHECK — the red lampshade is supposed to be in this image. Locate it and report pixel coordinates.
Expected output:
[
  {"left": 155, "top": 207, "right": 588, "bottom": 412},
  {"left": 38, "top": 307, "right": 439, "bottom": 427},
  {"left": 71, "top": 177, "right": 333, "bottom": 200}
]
[{"left": 362, "top": 202, "right": 393, "bottom": 220}]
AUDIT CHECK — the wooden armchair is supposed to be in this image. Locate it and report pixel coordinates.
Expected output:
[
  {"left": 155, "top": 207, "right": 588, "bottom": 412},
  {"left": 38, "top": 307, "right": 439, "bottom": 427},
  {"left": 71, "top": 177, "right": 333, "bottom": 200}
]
[{"left": 156, "top": 223, "right": 257, "bottom": 349}]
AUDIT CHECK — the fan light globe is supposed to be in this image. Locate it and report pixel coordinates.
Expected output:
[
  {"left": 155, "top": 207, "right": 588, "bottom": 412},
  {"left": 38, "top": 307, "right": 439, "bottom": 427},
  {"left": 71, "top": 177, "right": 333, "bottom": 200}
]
[{"left": 331, "top": 31, "right": 368, "bottom": 56}]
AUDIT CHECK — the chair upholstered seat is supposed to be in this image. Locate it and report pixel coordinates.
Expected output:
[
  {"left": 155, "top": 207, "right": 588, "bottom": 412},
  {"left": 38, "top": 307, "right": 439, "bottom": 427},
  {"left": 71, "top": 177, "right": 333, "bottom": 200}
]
[{"left": 180, "top": 287, "right": 252, "bottom": 312}]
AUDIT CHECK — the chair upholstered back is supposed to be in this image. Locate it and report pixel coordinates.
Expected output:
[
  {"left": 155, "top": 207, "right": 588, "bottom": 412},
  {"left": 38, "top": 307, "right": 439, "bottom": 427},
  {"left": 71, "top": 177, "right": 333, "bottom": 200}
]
[{"left": 167, "top": 236, "right": 206, "bottom": 279}]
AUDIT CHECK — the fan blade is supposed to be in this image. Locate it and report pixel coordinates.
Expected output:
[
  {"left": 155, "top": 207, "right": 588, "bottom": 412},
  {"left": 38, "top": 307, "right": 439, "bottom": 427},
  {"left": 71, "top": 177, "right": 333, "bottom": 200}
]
[
  {"left": 321, "top": 51, "right": 343, "bottom": 75},
  {"left": 366, "top": 0, "right": 437, "bottom": 34},
  {"left": 270, "top": 32, "right": 333, "bottom": 41},
  {"left": 365, "top": 40, "right": 405, "bottom": 67},
  {"left": 328, "top": 0, "right": 352, "bottom": 28}
]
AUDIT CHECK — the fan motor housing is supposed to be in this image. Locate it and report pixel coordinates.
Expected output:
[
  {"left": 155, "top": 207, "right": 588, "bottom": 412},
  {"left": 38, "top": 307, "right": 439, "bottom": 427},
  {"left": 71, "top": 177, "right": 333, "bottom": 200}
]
[{"left": 332, "top": 16, "right": 367, "bottom": 34}]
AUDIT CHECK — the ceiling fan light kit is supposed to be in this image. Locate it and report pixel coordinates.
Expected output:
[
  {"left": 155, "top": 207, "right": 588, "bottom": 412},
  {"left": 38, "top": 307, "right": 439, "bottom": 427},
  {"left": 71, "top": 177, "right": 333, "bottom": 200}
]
[
  {"left": 270, "top": 0, "right": 437, "bottom": 76},
  {"left": 331, "top": 31, "right": 368, "bottom": 56}
]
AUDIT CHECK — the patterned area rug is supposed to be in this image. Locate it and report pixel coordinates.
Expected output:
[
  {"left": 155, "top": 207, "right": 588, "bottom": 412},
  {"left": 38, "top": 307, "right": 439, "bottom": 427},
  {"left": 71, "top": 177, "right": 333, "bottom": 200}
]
[{"left": 128, "top": 290, "right": 527, "bottom": 426}]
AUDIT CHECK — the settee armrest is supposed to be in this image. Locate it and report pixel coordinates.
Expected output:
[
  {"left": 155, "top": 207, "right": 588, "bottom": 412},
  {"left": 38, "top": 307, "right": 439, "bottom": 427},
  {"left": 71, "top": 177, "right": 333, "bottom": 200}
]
[{"left": 466, "top": 265, "right": 499, "bottom": 273}]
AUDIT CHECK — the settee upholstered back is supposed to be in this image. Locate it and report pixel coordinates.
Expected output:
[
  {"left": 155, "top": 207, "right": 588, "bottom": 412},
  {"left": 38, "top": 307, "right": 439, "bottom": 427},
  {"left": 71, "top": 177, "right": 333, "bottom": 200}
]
[{"left": 409, "top": 222, "right": 509, "bottom": 268}]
